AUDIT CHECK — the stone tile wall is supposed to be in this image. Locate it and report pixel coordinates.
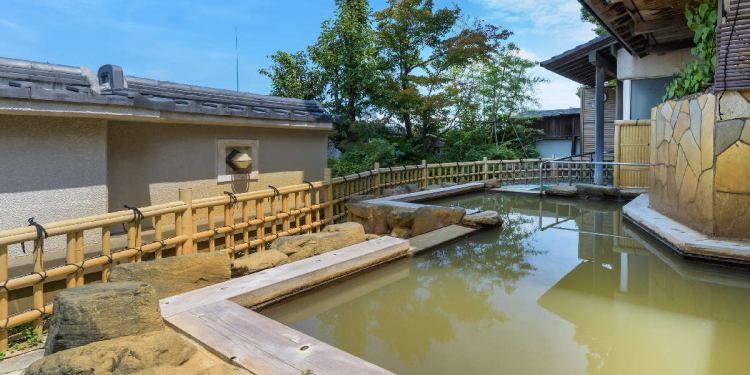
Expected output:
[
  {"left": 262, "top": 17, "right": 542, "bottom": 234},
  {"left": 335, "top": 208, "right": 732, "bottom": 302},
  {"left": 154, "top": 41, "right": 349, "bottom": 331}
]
[{"left": 650, "top": 91, "right": 750, "bottom": 239}]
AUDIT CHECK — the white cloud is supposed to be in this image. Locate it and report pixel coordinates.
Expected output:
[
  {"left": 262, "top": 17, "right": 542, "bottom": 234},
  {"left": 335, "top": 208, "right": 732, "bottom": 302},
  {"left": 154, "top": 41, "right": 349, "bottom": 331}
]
[
  {"left": 515, "top": 48, "right": 539, "bottom": 62},
  {"left": 536, "top": 78, "right": 581, "bottom": 110}
]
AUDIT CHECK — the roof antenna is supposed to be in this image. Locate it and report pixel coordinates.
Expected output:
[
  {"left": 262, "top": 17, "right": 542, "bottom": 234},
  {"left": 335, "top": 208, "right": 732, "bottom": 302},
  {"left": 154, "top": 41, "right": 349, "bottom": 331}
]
[{"left": 235, "top": 26, "right": 239, "bottom": 92}]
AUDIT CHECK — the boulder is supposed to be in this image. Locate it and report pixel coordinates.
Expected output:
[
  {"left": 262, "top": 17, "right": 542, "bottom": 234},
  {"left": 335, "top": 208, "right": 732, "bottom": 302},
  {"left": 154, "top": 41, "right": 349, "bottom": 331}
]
[
  {"left": 44, "top": 282, "right": 163, "bottom": 354},
  {"left": 386, "top": 207, "right": 416, "bottom": 229},
  {"left": 577, "top": 184, "right": 620, "bottom": 198},
  {"left": 348, "top": 194, "right": 377, "bottom": 204},
  {"left": 546, "top": 185, "right": 578, "bottom": 197},
  {"left": 346, "top": 203, "right": 391, "bottom": 234},
  {"left": 381, "top": 183, "right": 419, "bottom": 197},
  {"left": 29, "top": 330, "right": 250, "bottom": 375},
  {"left": 270, "top": 222, "right": 366, "bottom": 261},
  {"left": 109, "top": 253, "right": 231, "bottom": 299},
  {"left": 322, "top": 221, "right": 366, "bottom": 238},
  {"left": 411, "top": 206, "right": 466, "bottom": 236},
  {"left": 390, "top": 227, "right": 413, "bottom": 239},
  {"left": 484, "top": 179, "right": 502, "bottom": 189},
  {"left": 231, "top": 250, "right": 289, "bottom": 277},
  {"left": 463, "top": 211, "right": 503, "bottom": 228},
  {"left": 365, "top": 234, "right": 381, "bottom": 240}
]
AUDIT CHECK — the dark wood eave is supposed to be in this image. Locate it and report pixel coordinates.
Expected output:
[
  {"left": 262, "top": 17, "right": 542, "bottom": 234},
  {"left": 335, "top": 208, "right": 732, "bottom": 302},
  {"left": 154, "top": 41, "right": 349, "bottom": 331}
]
[
  {"left": 579, "top": 0, "right": 694, "bottom": 57},
  {"left": 541, "top": 35, "right": 618, "bottom": 86}
]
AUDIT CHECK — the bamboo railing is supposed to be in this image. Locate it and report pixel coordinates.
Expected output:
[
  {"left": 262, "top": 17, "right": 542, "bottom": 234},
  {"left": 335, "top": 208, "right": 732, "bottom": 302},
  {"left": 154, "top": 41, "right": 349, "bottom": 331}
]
[{"left": 0, "top": 156, "right": 603, "bottom": 351}]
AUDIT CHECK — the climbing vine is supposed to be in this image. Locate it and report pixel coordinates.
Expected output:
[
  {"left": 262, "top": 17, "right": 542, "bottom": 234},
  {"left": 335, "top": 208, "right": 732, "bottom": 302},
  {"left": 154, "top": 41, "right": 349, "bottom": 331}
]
[{"left": 663, "top": 0, "right": 717, "bottom": 100}]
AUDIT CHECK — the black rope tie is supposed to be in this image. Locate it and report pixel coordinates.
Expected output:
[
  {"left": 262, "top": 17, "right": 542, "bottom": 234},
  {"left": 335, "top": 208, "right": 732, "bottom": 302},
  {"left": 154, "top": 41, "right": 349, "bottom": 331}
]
[
  {"left": 124, "top": 205, "right": 144, "bottom": 226},
  {"left": 268, "top": 185, "right": 280, "bottom": 197},
  {"left": 388, "top": 166, "right": 393, "bottom": 173},
  {"left": 21, "top": 218, "right": 48, "bottom": 254},
  {"left": 303, "top": 180, "right": 315, "bottom": 191},
  {"left": 342, "top": 175, "right": 347, "bottom": 182},
  {"left": 224, "top": 191, "right": 238, "bottom": 206}
]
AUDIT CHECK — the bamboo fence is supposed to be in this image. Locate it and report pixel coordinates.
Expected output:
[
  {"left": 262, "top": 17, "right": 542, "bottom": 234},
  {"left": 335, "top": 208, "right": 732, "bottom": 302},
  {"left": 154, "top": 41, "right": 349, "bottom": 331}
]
[{"left": 0, "top": 157, "right": 599, "bottom": 350}]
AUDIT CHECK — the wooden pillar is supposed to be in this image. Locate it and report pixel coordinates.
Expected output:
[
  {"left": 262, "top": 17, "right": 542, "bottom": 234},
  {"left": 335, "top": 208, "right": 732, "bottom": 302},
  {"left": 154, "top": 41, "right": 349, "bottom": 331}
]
[
  {"left": 179, "top": 189, "right": 195, "bottom": 254},
  {"left": 208, "top": 206, "right": 216, "bottom": 254},
  {"left": 421, "top": 160, "right": 428, "bottom": 187},
  {"left": 255, "top": 199, "right": 265, "bottom": 252},
  {"left": 589, "top": 51, "right": 613, "bottom": 185}
]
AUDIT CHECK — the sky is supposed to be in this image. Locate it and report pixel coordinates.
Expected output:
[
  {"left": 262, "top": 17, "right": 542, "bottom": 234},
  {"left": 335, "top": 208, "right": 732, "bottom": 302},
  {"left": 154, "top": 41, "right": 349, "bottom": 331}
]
[{"left": 0, "top": 0, "right": 597, "bottom": 110}]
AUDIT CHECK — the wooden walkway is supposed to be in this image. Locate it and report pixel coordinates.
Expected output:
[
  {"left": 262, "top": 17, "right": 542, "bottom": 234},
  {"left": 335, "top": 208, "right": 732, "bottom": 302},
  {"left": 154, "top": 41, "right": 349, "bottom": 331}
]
[{"left": 161, "top": 236, "right": 409, "bottom": 374}]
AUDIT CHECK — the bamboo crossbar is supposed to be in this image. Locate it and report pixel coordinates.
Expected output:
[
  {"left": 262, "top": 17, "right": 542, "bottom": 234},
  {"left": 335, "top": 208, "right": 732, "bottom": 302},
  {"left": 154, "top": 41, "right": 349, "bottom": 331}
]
[{"left": 0, "top": 157, "right": 604, "bottom": 349}]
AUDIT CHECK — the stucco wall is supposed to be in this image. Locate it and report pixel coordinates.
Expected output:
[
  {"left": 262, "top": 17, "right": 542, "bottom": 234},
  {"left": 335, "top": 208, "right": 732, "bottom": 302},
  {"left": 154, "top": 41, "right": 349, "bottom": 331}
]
[
  {"left": 0, "top": 115, "right": 108, "bottom": 255},
  {"left": 650, "top": 91, "right": 750, "bottom": 239},
  {"left": 617, "top": 48, "right": 694, "bottom": 81},
  {"left": 106, "top": 121, "right": 328, "bottom": 211}
]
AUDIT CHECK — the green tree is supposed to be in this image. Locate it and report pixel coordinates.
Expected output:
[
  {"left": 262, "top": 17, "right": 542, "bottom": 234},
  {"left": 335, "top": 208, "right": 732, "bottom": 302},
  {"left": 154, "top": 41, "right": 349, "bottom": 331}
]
[
  {"left": 310, "top": 0, "right": 377, "bottom": 141},
  {"left": 581, "top": 7, "right": 607, "bottom": 36},
  {"left": 372, "top": 0, "right": 509, "bottom": 142},
  {"left": 258, "top": 51, "right": 325, "bottom": 101}
]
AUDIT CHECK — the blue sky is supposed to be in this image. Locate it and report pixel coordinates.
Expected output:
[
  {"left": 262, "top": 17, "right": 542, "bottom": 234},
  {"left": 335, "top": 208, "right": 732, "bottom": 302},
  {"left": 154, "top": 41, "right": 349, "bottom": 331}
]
[{"left": 0, "top": 0, "right": 596, "bottom": 110}]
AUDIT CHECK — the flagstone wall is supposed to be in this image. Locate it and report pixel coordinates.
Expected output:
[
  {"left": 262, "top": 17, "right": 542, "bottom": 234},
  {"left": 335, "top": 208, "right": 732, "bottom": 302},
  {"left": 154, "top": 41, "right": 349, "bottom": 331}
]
[{"left": 650, "top": 91, "right": 750, "bottom": 239}]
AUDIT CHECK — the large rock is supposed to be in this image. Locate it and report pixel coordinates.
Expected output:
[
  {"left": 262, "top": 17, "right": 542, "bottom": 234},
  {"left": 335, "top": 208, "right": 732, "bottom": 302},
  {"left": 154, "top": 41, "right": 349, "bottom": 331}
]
[
  {"left": 44, "top": 282, "right": 163, "bottom": 354},
  {"left": 463, "top": 211, "right": 503, "bottom": 228},
  {"left": 29, "top": 330, "right": 249, "bottom": 375},
  {"left": 546, "top": 184, "right": 578, "bottom": 197},
  {"left": 346, "top": 203, "right": 391, "bottom": 234},
  {"left": 270, "top": 222, "right": 366, "bottom": 261},
  {"left": 231, "top": 250, "right": 289, "bottom": 277},
  {"left": 109, "top": 253, "right": 231, "bottom": 299},
  {"left": 410, "top": 206, "right": 466, "bottom": 236},
  {"left": 381, "top": 183, "right": 419, "bottom": 197},
  {"left": 484, "top": 179, "right": 502, "bottom": 189}
]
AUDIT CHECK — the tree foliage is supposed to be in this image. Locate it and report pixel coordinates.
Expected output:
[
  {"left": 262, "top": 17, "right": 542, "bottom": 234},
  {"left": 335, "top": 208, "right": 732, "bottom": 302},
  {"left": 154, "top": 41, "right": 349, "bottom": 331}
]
[
  {"left": 310, "top": 0, "right": 377, "bottom": 141},
  {"left": 664, "top": 0, "right": 717, "bottom": 100},
  {"left": 258, "top": 51, "right": 325, "bottom": 101},
  {"left": 580, "top": 7, "right": 608, "bottom": 36},
  {"left": 260, "top": 0, "right": 547, "bottom": 175}
]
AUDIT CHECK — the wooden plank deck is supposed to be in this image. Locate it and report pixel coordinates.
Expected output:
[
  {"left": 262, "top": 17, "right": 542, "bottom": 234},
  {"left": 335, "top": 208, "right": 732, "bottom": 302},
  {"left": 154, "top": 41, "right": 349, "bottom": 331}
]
[
  {"left": 161, "top": 236, "right": 409, "bottom": 317},
  {"left": 168, "top": 300, "right": 393, "bottom": 375},
  {"left": 160, "top": 237, "right": 409, "bottom": 374}
]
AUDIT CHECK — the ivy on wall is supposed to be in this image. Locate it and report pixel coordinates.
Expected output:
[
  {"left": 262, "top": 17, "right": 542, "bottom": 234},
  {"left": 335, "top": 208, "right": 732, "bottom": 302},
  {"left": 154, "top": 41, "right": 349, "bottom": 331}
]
[{"left": 663, "top": 0, "right": 717, "bottom": 100}]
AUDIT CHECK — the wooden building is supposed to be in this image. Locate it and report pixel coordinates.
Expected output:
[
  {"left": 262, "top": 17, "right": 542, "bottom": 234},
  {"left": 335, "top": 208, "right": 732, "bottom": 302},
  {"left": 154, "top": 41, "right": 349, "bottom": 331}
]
[{"left": 525, "top": 108, "right": 581, "bottom": 158}]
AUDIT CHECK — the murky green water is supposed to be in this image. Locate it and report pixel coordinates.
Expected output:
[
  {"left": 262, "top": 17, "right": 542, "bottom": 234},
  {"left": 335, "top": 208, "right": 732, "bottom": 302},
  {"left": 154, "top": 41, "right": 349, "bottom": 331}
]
[{"left": 261, "top": 193, "right": 750, "bottom": 375}]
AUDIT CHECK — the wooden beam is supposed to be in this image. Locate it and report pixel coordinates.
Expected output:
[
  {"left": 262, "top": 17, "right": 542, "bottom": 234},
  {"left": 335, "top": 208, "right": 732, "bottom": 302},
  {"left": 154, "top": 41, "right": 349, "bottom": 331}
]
[
  {"left": 588, "top": 51, "right": 617, "bottom": 77},
  {"left": 632, "top": 16, "right": 685, "bottom": 35}
]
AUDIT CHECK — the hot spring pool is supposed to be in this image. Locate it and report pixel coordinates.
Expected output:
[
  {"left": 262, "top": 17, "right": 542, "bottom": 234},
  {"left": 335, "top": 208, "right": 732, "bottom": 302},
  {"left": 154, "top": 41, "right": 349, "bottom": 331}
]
[{"left": 260, "top": 193, "right": 750, "bottom": 375}]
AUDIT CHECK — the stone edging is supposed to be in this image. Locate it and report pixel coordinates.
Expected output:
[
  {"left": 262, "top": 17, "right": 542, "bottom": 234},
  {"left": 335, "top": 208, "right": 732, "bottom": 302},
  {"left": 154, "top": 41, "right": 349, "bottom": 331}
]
[{"left": 623, "top": 194, "right": 750, "bottom": 264}]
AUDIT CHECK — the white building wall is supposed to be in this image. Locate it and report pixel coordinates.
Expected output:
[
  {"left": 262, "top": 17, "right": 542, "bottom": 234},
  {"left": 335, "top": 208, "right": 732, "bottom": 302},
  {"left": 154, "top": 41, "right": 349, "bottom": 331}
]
[
  {"left": 536, "top": 139, "right": 576, "bottom": 159},
  {"left": 0, "top": 115, "right": 108, "bottom": 256},
  {"left": 617, "top": 48, "right": 694, "bottom": 80}
]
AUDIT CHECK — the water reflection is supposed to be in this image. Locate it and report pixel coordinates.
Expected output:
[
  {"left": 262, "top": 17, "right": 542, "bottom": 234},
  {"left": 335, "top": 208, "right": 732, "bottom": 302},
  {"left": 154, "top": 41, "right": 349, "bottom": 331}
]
[{"left": 262, "top": 193, "right": 750, "bottom": 375}]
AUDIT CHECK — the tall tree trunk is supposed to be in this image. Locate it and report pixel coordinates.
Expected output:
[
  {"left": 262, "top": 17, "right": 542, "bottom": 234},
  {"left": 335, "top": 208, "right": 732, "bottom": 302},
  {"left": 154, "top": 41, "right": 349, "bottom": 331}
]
[{"left": 402, "top": 113, "right": 413, "bottom": 138}]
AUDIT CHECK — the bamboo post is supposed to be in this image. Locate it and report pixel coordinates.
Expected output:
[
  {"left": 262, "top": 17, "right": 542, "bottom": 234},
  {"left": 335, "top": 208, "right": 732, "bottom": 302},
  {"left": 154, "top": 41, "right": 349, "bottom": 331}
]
[
  {"left": 0, "top": 244, "right": 7, "bottom": 352},
  {"left": 255, "top": 198, "right": 265, "bottom": 252},
  {"left": 175, "top": 205, "right": 183, "bottom": 256},
  {"left": 314, "top": 187, "right": 321, "bottom": 233},
  {"left": 153, "top": 216, "right": 162, "bottom": 260},
  {"left": 270, "top": 193, "right": 278, "bottom": 239},
  {"left": 242, "top": 201, "right": 250, "bottom": 246},
  {"left": 304, "top": 190, "right": 312, "bottom": 234},
  {"left": 32, "top": 238, "right": 44, "bottom": 337},
  {"left": 207, "top": 206, "right": 215, "bottom": 253},
  {"left": 179, "top": 189, "right": 195, "bottom": 254},
  {"left": 127, "top": 222, "right": 137, "bottom": 261},
  {"left": 373, "top": 162, "right": 381, "bottom": 196},
  {"left": 224, "top": 198, "right": 234, "bottom": 253},
  {"left": 101, "top": 226, "right": 111, "bottom": 281},
  {"left": 66, "top": 233, "right": 77, "bottom": 289},
  {"left": 75, "top": 231, "right": 84, "bottom": 286},
  {"left": 281, "top": 193, "right": 290, "bottom": 234},
  {"left": 614, "top": 124, "right": 621, "bottom": 188},
  {"left": 482, "top": 157, "right": 489, "bottom": 181},
  {"left": 421, "top": 160, "right": 428, "bottom": 188},
  {"left": 324, "top": 168, "right": 333, "bottom": 224}
]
